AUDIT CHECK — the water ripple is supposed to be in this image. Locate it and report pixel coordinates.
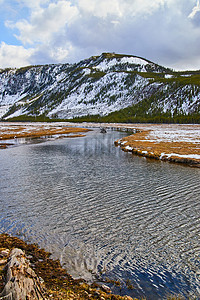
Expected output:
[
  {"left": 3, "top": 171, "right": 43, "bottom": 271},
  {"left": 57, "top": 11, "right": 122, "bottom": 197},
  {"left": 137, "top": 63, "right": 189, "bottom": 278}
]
[{"left": 0, "top": 129, "right": 200, "bottom": 299}]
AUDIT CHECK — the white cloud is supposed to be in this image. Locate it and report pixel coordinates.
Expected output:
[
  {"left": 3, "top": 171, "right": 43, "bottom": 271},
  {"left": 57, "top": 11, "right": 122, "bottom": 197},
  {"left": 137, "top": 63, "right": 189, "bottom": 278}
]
[
  {"left": 7, "top": 1, "right": 78, "bottom": 45},
  {"left": 15, "top": 0, "right": 50, "bottom": 10},
  {"left": 0, "top": 42, "right": 34, "bottom": 68},
  {"left": 78, "top": 0, "right": 165, "bottom": 19},
  {"left": 35, "top": 42, "right": 74, "bottom": 62},
  {"left": 49, "top": 47, "right": 70, "bottom": 61},
  {"left": 169, "top": 55, "right": 200, "bottom": 71},
  {"left": 1, "top": 0, "right": 200, "bottom": 70},
  {"left": 188, "top": 0, "right": 200, "bottom": 19},
  {"left": 121, "top": 0, "right": 165, "bottom": 17},
  {"left": 78, "top": 0, "right": 122, "bottom": 18}
]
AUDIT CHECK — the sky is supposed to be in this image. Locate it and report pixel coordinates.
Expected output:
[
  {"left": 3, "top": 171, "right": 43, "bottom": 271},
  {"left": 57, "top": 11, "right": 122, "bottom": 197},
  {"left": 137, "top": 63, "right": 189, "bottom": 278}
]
[{"left": 0, "top": 0, "right": 200, "bottom": 70}]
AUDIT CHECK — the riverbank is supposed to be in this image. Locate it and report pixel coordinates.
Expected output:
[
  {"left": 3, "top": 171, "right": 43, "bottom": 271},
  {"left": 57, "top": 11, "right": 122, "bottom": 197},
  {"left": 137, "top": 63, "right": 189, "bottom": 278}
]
[
  {"left": 0, "top": 234, "right": 137, "bottom": 300},
  {"left": 0, "top": 124, "right": 194, "bottom": 299},
  {"left": 1, "top": 122, "right": 199, "bottom": 166},
  {"left": 0, "top": 122, "right": 89, "bottom": 143},
  {"left": 63, "top": 122, "right": 200, "bottom": 167},
  {"left": 67, "top": 121, "right": 200, "bottom": 167},
  {"left": 113, "top": 124, "right": 200, "bottom": 167}
]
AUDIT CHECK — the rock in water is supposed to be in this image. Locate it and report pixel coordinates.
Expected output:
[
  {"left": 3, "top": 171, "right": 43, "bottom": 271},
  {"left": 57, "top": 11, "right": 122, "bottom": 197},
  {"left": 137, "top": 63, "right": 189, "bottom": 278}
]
[
  {"left": 100, "top": 127, "right": 107, "bottom": 133},
  {"left": 0, "top": 248, "right": 46, "bottom": 300}
]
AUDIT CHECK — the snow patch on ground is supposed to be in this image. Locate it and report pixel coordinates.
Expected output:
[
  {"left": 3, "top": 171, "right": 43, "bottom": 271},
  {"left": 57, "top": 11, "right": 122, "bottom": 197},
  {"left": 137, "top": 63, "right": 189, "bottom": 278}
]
[
  {"left": 147, "top": 127, "right": 200, "bottom": 144},
  {"left": 165, "top": 74, "right": 173, "bottom": 79},
  {"left": 160, "top": 153, "right": 200, "bottom": 160},
  {"left": 83, "top": 68, "right": 91, "bottom": 75},
  {"left": 120, "top": 57, "right": 148, "bottom": 66},
  {"left": 93, "top": 56, "right": 149, "bottom": 72},
  {"left": 48, "top": 71, "right": 146, "bottom": 119},
  {"left": 125, "top": 145, "right": 133, "bottom": 151},
  {"left": 0, "top": 105, "right": 11, "bottom": 118},
  {"left": 5, "top": 108, "right": 24, "bottom": 120}
]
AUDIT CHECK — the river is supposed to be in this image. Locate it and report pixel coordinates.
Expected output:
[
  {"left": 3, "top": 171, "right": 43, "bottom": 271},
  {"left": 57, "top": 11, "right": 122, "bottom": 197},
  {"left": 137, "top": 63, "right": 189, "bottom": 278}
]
[{"left": 0, "top": 128, "right": 200, "bottom": 299}]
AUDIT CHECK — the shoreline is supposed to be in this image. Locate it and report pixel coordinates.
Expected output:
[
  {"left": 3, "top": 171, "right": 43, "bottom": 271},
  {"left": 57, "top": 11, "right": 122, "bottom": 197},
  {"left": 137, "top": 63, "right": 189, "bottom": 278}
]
[
  {"left": 63, "top": 121, "right": 200, "bottom": 167},
  {"left": 0, "top": 234, "right": 187, "bottom": 300},
  {"left": 0, "top": 122, "right": 89, "bottom": 149},
  {"left": 0, "top": 123, "right": 195, "bottom": 298},
  {"left": 113, "top": 124, "right": 200, "bottom": 167},
  {"left": 0, "top": 234, "right": 136, "bottom": 300},
  {"left": 0, "top": 122, "right": 200, "bottom": 167},
  {"left": 114, "top": 131, "right": 200, "bottom": 168},
  {"left": 0, "top": 122, "right": 89, "bottom": 141}
]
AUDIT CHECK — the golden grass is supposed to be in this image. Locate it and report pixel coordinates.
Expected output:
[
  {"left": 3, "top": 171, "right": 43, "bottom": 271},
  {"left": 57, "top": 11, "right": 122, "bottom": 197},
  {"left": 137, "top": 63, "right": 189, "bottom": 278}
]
[
  {"left": 0, "top": 143, "right": 14, "bottom": 149},
  {"left": 116, "top": 129, "right": 200, "bottom": 166},
  {"left": 0, "top": 125, "right": 89, "bottom": 140},
  {"left": 0, "top": 234, "right": 139, "bottom": 300},
  {"left": 63, "top": 134, "right": 86, "bottom": 138}
]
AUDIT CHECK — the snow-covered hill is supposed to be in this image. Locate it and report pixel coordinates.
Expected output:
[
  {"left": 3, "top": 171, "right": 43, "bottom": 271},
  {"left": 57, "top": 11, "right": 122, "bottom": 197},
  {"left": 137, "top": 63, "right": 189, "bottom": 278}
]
[{"left": 0, "top": 52, "right": 199, "bottom": 121}]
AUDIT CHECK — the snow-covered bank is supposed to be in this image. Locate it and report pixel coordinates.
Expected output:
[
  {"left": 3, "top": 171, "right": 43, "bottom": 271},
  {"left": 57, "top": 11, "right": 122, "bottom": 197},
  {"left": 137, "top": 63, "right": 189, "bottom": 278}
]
[
  {"left": 0, "top": 122, "right": 88, "bottom": 141},
  {"left": 1, "top": 122, "right": 200, "bottom": 166},
  {"left": 112, "top": 123, "right": 200, "bottom": 166}
]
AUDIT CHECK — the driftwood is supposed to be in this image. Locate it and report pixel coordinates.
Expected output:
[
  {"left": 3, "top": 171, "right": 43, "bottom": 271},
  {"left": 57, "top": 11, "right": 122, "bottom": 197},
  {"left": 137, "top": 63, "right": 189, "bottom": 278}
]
[{"left": 0, "top": 248, "right": 47, "bottom": 300}]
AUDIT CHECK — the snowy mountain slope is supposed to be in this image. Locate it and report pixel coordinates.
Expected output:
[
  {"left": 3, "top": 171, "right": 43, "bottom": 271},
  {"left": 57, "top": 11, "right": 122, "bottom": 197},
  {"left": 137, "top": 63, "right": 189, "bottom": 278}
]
[{"left": 0, "top": 52, "right": 199, "bottom": 121}]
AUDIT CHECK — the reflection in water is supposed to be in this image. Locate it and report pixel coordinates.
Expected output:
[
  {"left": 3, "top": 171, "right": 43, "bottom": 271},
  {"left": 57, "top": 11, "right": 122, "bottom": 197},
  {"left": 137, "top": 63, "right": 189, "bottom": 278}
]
[{"left": 0, "top": 129, "right": 200, "bottom": 299}]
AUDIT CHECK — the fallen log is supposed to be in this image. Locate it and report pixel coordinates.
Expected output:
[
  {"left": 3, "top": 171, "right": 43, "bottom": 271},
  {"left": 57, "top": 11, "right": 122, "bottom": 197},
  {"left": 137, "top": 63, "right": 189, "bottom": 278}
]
[{"left": 0, "top": 248, "right": 47, "bottom": 300}]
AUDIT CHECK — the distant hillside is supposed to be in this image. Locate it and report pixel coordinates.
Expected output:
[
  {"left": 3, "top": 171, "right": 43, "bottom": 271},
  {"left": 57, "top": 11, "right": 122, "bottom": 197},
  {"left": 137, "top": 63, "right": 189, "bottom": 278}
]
[{"left": 0, "top": 52, "right": 200, "bottom": 123}]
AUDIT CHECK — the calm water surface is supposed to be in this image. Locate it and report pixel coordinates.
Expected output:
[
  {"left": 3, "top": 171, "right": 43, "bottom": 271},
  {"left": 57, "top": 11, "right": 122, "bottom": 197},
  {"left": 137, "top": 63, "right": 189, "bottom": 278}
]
[{"left": 0, "top": 129, "right": 200, "bottom": 299}]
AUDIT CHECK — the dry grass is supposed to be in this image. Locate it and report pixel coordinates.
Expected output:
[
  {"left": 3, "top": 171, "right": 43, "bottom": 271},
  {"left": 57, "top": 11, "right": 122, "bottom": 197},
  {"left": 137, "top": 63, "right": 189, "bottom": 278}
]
[
  {"left": 0, "top": 124, "right": 89, "bottom": 140},
  {"left": 116, "top": 128, "right": 200, "bottom": 166},
  {"left": 63, "top": 134, "right": 86, "bottom": 138},
  {"left": 0, "top": 234, "right": 138, "bottom": 300},
  {"left": 0, "top": 143, "right": 14, "bottom": 149}
]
